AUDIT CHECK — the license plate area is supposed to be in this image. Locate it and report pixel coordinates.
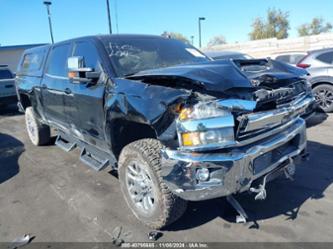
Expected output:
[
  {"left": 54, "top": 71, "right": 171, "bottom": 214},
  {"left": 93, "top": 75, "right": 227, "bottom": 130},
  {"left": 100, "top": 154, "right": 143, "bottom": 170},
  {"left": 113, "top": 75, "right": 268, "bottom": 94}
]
[{"left": 252, "top": 135, "right": 299, "bottom": 174}]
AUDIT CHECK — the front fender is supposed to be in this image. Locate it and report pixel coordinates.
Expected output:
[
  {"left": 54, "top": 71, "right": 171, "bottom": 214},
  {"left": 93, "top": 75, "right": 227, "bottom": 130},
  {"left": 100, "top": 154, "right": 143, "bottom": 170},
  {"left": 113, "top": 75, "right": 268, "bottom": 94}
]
[{"left": 104, "top": 78, "right": 192, "bottom": 152}]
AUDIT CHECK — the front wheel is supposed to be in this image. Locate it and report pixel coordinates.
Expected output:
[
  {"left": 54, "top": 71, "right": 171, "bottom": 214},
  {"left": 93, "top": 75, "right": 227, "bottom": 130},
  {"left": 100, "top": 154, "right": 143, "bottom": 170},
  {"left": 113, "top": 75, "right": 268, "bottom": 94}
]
[
  {"left": 118, "top": 139, "right": 187, "bottom": 229},
  {"left": 313, "top": 84, "right": 333, "bottom": 113},
  {"left": 25, "top": 107, "right": 51, "bottom": 146}
]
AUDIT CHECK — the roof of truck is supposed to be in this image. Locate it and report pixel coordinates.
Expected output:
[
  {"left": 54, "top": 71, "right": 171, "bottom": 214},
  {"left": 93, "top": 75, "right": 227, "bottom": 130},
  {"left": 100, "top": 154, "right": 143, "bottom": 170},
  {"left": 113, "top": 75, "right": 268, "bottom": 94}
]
[
  {"left": 20, "top": 35, "right": 180, "bottom": 54},
  {"left": 96, "top": 34, "right": 168, "bottom": 40},
  {"left": 45, "top": 34, "right": 173, "bottom": 46}
]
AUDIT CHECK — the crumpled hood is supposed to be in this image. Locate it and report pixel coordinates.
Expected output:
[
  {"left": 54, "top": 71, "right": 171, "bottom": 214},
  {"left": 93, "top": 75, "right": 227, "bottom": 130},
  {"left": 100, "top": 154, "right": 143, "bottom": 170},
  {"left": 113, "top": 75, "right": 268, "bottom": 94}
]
[{"left": 126, "top": 59, "right": 308, "bottom": 94}]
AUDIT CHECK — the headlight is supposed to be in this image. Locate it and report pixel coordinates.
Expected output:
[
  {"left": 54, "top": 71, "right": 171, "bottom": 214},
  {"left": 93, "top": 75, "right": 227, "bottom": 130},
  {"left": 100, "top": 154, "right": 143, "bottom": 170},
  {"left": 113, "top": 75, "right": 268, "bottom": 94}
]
[
  {"left": 177, "top": 101, "right": 235, "bottom": 150},
  {"left": 181, "top": 128, "right": 234, "bottom": 147},
  {"left": 179, "top": 102, "right": 230, "bottom": 121}
]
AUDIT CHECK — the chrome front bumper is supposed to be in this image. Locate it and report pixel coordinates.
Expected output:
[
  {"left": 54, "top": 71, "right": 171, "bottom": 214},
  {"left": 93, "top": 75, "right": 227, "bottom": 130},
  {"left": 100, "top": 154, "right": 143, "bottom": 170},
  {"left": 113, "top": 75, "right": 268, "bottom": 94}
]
[{"left": 161, "top": 118, "right": 307, "bottom": 201}]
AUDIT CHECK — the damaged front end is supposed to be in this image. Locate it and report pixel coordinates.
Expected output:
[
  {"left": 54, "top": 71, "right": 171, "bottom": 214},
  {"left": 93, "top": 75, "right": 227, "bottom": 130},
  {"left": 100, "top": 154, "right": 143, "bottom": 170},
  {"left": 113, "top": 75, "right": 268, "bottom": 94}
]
[{"left": 158, "top": 60, "right": 314, "bottom": 201}]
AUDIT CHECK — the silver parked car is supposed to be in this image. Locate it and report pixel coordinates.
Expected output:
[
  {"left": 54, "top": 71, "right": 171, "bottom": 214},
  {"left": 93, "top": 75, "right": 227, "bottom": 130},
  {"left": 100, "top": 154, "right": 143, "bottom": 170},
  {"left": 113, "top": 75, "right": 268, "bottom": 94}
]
[
  {"left": 271, "top": 52, "right": 307, "bottom": 66},
  {"left": 297, "top": 48, "right": 333, "bottom": 112},
  {"left": 205, "top": 51, "right": 253, "bottom": 60},
  {"left": 0, "top": 65, "right": 17, "bottom": 107}
]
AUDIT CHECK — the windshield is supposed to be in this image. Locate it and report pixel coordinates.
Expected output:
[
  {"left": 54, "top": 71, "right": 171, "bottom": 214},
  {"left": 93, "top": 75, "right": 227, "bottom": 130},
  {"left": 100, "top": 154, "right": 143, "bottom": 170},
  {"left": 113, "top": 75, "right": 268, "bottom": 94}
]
[{"left": 102, "top": 37, "right": 209, "bottom": 77}]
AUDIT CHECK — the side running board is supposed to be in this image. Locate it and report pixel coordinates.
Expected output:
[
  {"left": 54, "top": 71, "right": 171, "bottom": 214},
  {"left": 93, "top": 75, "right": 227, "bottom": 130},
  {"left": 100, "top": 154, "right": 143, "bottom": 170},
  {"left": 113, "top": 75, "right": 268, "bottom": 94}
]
[
  {"left": 80, "top": 148, "right": 109, "bottom": 171},
  {"left": 55, "top": 135, "right": 77, "bottom": 152},
  {"left": 55, "top": 131, "right": 116, "bottom": 171}
]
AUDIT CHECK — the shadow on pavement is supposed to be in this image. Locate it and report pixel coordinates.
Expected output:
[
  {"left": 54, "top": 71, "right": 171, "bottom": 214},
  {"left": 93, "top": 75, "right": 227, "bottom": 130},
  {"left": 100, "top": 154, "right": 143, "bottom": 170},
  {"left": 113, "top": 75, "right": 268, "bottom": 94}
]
[
  {"left": 0, "top": 133, "right": 24, "bottom": 184},
  {"left": 0, "top": 104, "right": 21, "bottom": 117},
  {"left": 306, "top": 110, "right": 328, "bottom": 128},
  {"left": 166, "top": 140, "right": 333, "bottom": 231}
]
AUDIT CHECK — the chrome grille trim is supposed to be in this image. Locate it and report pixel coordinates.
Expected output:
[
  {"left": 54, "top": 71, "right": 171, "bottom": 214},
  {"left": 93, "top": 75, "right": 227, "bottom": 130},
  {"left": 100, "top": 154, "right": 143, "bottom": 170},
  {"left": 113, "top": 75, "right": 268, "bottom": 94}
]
[{"left": 237, "top": 94, "right": 314, "bottom": 141}]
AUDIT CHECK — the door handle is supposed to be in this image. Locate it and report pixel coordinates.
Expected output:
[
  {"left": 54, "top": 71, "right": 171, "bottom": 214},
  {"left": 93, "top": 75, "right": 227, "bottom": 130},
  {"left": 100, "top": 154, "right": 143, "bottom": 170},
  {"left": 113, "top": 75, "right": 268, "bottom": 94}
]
[{"left": 64, "top": 88, "right": 72, "bottom": 95}]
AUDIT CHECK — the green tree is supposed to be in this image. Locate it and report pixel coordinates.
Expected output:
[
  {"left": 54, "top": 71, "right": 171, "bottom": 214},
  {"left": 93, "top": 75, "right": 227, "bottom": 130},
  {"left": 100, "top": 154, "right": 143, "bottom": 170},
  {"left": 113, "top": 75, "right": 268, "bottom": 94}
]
[
  {"left": 207, "top": 35, "right": 227, "bottom": 47},
  {"left": 249, "top": 8, "right": 290, "bottom": 40},
  {"left": 249, "top": 18, "right": 266, "bottom": 40},
  {"left": 298, "top": 17, "right": 332, "bottom": 36},
  {"left": 161, "top": 31, "right": 190, "bottom": 44}
]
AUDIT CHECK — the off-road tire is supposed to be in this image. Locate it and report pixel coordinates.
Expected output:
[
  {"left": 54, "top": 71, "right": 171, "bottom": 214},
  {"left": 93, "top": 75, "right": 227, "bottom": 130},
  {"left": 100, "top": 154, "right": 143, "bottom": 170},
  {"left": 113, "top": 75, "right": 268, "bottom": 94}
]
[
  {"left": 313, "top": 84, "right": 333, "bottom": 113},
  {"left": 118, "top": 139, "right": 187, "bottom": 229},
  {"left": 25, "top": 107, "right": 51, "bottom": 146}
]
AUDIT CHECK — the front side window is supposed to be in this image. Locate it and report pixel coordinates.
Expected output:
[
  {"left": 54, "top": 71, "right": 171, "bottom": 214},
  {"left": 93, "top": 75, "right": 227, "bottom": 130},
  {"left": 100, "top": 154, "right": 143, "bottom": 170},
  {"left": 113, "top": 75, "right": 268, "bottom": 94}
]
[
  {"left": 46, "top": 44, "right": 71, "bottom": 77},
  {"left": 317, "top": 51, "right": 333, "bottom": 64},
  {"left": 102, "top": 37, "right": 209, "bottom": 77},
  {"left": 73, "top": 41, "right": 101, "bottom": 72}
]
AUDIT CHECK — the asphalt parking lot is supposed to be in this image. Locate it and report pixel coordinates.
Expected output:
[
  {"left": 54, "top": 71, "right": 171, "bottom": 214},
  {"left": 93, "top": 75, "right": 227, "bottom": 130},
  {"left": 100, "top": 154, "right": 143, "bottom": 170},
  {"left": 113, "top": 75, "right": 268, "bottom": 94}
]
[{"left": 0, "top": 104, "right": 332, "bottom": 243}]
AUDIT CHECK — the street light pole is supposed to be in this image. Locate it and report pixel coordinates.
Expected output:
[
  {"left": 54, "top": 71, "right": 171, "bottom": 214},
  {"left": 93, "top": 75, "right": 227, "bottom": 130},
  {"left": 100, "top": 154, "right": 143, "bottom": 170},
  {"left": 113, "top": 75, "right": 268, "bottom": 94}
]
[
  {"left": 106, "top": 0, "right": 112, "bottom": 34},
  {"left": 198, "top": 17, "right": 205, "bottom": 48},
  {"left": 43, "top": 1, "right": 54, "bottom": 44}
]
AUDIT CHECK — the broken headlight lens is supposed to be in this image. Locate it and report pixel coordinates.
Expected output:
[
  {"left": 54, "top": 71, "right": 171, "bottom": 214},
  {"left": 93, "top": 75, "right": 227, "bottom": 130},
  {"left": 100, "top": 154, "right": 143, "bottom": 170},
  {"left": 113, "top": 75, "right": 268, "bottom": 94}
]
[
  {"left": 178, "top": 101, "right": 235, "bottom": 149},
  {"left": 181, "top": 128, "right": 234, "bottom": 147},
  {"left": 179, "top": 101, "right": 230, "bottom": 121}
]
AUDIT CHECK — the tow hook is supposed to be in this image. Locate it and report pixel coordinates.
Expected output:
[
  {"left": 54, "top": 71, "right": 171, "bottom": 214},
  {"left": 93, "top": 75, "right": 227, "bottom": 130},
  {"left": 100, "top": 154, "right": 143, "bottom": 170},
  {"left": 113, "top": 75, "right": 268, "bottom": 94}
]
[
  {"left": 250, "top": 175, "right": 267, "bottom": 201},
  {"left": 226, "top": 195, "right": 249, "bottom": 224},
  {"left": 284, "top": 158, "right": 296, "bottom": 181}
]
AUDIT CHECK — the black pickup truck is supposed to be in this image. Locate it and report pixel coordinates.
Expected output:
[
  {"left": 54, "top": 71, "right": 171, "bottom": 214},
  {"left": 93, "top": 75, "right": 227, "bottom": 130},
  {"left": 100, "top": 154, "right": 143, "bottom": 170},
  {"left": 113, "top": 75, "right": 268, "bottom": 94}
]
[{"left": 16, "top": 34, "right": 315, "bottom": 229}]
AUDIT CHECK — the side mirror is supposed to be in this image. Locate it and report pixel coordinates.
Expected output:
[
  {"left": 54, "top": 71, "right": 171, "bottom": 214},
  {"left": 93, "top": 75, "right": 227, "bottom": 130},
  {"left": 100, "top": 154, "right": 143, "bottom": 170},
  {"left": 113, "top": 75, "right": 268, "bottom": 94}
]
[
  {"left": 67, "top": 56, "right": 92, "bottom": 73},
  {"left": 67, "top": 56, "right": 100, "bottom": 83}
]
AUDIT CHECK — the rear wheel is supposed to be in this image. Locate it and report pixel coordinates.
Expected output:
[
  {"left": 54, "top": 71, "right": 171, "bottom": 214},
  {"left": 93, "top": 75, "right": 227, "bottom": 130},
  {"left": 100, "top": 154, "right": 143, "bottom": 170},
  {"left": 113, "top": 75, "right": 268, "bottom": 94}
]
[
  {"left": 25, "top": 107, "right": 51, "bottom": 146},
  {"left": 118, "top": 139, "right": 187, "bottom": 229},
  {"left": 313, "top": 84, "right": 333, "bottom": 113}
]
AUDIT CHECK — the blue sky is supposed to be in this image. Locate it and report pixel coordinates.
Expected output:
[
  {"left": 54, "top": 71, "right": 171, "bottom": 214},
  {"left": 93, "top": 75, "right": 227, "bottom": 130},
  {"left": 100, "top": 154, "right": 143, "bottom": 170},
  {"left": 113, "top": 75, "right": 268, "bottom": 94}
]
[{"left": 0, "top": 0, "right": 332, "bottom": 47}]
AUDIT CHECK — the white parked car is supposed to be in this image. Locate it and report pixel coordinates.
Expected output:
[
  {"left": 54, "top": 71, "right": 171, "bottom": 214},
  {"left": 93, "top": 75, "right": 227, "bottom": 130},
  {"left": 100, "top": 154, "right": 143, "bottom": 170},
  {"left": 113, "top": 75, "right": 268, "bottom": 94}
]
[
  {"left": 0, "top": 65, "right": 17, "bottom": 107},
  {"left": 270, "top": 52, "right": 307, "bottom": 66}
]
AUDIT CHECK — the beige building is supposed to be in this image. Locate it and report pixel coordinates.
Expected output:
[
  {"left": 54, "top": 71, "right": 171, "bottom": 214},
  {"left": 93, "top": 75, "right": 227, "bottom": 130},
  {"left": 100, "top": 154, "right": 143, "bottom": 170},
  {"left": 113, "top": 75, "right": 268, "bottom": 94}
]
[
  {"left": 204, "top": 33, "right": 333, "bottom": 58},
  {"left": 0, "top": 44, "right": 46, "bottom": 73}
]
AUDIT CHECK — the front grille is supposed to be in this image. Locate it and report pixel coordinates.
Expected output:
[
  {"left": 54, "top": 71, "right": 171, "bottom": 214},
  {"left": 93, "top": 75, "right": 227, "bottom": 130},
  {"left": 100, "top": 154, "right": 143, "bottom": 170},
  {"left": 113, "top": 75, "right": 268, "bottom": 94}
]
[
  {"left": 276, "top": 81, "right": 307, "bottom": 106},
  {"left": 237, "top": 122, "right": 281, "bottom": 141},
  {"left": 236, "top": 80, "right": 308, "bottom": 142}
]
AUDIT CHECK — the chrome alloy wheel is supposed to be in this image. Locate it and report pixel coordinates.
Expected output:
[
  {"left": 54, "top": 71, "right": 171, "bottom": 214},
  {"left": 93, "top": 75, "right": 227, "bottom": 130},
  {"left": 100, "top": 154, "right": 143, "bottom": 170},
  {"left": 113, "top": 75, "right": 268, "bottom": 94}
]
[
  {"left": 314, "top": 88, "right": 333, "bottom": 110},
  {"left": 125, "top": 160, "right": 157, "bottom": 213}
]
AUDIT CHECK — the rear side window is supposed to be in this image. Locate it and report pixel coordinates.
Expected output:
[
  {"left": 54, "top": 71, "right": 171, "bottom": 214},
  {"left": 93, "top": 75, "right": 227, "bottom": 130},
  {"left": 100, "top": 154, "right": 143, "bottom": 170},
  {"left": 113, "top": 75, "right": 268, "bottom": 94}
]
[
  {"left": 316, "top": 52, "right": 333, "bottom": 64},
  {"left": 290, "top": 54, "right": 305, "bottom": 64},
  {"left": 46, "top": 44, "right": 71, "bottom": 77},
  {"left": 0, "top": 69, "right": 13, "bottom": 79},
  {"left": 275, "top": 55, "right": 290, "bottom": 63},
  {"left": 21, "top": 52, "right": 44, "bottom": 73}
]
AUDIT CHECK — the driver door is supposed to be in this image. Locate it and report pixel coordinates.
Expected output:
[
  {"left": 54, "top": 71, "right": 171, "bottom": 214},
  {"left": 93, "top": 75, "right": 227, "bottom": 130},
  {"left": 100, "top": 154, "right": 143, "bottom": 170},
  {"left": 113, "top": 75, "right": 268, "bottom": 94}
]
[{"left": 65, "top": 40, "right": 106, "bottom": 148}]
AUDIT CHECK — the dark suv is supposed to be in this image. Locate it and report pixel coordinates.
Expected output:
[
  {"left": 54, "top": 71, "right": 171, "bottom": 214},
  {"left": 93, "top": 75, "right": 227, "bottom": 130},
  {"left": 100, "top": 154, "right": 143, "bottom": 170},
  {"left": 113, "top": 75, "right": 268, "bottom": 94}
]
[{"left": 16, "top": 35, "right": 314, "bottom": 229}]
